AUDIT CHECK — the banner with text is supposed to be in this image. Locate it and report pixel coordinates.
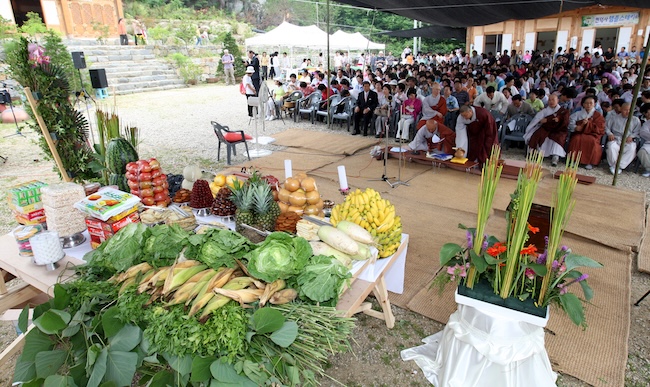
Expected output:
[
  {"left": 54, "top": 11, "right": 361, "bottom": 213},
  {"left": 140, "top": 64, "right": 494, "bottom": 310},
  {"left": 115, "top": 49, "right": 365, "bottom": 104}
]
[{"left": 582, "top": 12, "right": 639, "bottom": 28}]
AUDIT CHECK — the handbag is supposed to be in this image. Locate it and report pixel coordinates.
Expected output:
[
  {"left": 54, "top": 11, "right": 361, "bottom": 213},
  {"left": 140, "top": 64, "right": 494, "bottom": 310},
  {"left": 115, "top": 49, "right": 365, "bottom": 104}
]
[
  {"left": 374, "top": 106, "right": 388, "bottom": 117},
  {"left": 240, "top": 82, "right": 246, "bottom": 95}
]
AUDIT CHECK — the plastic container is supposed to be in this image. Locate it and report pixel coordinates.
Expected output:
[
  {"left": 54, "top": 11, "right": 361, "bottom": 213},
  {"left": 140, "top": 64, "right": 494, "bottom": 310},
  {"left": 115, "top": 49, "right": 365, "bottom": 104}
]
[{"left": 13, "top": 224, "right": 43, "bottom": 256}]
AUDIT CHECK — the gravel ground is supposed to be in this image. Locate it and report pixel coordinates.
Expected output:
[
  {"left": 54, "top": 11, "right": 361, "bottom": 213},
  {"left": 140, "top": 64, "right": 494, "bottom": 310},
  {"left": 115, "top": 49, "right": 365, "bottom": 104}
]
[{"left": 0, "top": 83, "right": 648, "bottom": 386}]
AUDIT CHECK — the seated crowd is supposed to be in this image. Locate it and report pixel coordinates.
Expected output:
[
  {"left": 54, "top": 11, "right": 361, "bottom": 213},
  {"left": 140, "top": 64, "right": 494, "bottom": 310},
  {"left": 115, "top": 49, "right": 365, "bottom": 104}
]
[{"left": 261, "top": 46, "right": 650, "bottom": 174}]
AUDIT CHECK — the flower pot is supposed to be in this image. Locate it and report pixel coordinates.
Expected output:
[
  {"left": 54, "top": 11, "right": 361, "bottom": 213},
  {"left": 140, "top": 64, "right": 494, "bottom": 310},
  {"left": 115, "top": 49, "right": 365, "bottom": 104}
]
[
  {"left": 187, "top": 79, "right": 198, "bottom": 85},
  {"left": 206, "top": 77, "right": 218, "bottom": 83},
  {"left": 457, "top": 278, "right": 548, "bottom": 324}
]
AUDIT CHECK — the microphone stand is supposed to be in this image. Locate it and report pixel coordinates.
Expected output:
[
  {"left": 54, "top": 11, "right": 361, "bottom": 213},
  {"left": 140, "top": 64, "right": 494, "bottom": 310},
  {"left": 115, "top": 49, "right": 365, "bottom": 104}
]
[
  {"left": 369, "top": 96, "right": 395, "bottom": 186},
  {"left": 391, "top": 101, "right": 410, "bottom": 188}
]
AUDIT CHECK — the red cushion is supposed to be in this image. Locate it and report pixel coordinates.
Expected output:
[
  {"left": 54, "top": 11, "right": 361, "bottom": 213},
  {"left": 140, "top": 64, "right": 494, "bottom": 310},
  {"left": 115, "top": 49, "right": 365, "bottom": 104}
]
[{"left": 223, "top": 132, "right": 253, "bottom": 142}]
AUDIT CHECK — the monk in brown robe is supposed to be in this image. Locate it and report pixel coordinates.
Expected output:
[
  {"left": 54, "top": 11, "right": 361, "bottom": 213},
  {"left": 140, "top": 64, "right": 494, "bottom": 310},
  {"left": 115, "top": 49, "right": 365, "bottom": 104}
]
[
  {"left": 454, "top": 105, "right": 498, "bottom": 164},
  {"left": 425, "top": 118, "right": 456, "bottom": 154},
  {"left": 523, "top": 94, "right": 570, "bottom": 166},
  {"left": 567, "top": 95, "right": 606, "bottom": 169}
]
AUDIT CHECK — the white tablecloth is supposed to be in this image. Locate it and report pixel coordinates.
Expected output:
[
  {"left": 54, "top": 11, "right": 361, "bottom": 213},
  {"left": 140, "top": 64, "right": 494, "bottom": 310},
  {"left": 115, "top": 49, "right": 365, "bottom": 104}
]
[{"left": 401, "top": 293, "right": 556, "bottom": 386}]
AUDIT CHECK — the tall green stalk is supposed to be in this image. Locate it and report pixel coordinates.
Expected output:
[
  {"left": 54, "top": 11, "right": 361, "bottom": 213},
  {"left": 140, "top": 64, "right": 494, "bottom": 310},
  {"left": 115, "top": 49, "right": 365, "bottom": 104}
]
[
  {"left": 538, "top": 152, "right": 580, "bottom": 305},
  {"left": 466, "top": 145, "right": 503, "bottom": 288},
  {"left": 499, "top": 150, "right": 544, "bottom": 298}
]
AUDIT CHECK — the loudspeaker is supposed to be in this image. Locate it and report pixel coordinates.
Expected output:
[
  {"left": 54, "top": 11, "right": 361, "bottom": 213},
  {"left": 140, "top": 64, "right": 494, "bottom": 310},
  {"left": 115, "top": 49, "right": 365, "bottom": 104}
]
[
  {"left": 71, "top": 52, "right": 86, "bottom": 70},
  {"left": 89, "top": 69, "right": 108, "bottom": 89}
]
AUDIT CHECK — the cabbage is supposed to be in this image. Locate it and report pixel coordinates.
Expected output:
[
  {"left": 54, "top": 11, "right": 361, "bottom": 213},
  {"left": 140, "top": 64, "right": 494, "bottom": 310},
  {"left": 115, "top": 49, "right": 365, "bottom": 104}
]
[{"left": 246, "top": 232, "right": 312, "bottom": 283}]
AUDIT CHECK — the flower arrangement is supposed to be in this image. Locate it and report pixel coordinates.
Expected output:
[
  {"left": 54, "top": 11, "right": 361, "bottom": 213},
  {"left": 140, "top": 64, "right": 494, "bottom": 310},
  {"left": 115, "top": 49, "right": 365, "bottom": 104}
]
[{"left": 433, "top": 146, "right": 602, "bottom": 328}]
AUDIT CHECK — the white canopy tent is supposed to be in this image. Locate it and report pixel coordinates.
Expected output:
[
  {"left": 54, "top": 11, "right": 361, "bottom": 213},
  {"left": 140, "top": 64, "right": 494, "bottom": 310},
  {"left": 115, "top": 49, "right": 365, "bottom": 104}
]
[
  {"left": 330, "top": 30, "right": 385, "bottom": 51},
  {"left": 245, "top": 22, "right": 329, "bottom": 49},
  {"left": 246, "top": 22, "right": 384, "bottom": 52}
]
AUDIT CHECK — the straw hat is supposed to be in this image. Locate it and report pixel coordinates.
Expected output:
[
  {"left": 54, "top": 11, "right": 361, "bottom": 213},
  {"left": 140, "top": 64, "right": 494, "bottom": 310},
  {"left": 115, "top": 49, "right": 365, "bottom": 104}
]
[{"left": 245, "top": 66, "right": 255, "bottom": 73}]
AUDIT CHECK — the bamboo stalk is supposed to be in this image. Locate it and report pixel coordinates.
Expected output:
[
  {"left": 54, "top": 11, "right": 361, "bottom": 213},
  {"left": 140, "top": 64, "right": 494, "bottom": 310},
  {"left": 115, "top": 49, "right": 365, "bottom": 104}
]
[{"left": 24, "top": 87, "right": 71, "bottom": 182}]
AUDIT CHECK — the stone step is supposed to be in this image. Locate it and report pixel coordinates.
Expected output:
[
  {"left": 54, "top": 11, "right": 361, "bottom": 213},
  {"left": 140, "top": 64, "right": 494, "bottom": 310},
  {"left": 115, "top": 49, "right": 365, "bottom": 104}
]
[
  {"left": 113, "top": 83, "right": 188, "bottom": 95},
  {"left": 86, "top": 54, "right": 158, "bottom": 63},
  {"left": 113, "top": 78, "right": 186, "bottom": 91},
  {"left": 90, "top": 63, "right": 176, "bottom": 72},
  {"left": 112, "top": 74, "right": 181, "bottom": 83},
  {"left": 99, "top": 69, "right": 178, "bottom": 78}
]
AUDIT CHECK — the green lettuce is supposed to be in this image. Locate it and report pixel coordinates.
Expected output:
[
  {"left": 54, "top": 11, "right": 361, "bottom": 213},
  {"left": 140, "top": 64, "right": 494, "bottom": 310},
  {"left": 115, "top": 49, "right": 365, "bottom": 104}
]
[
  {"left": 296, "top": 255, "right": 351, "bottom": 304},
  {"left": 246, "top": 233, "right": 312, "bottom": 283},
  {"left": 185, "top": 228, "right": 253, "bottom": 269}
]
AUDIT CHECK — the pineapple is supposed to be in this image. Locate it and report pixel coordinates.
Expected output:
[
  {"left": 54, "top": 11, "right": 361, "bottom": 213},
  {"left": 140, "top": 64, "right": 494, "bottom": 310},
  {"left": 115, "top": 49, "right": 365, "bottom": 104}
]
[
  {"left": 252, "top": 183, "right": 277, "bottom": 232},
  {"left": 230, "top": 181, "right": 255, "bottom": 231}
]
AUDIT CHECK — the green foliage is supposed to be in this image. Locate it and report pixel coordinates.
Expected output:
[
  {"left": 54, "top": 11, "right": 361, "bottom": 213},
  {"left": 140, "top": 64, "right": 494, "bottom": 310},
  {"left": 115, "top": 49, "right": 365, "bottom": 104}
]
[
  {"left": 91, "top": 22, "right": 110, "bottom": 45},
  {"left": 169, "top": 52, "right": 202, "bottom": 82},
  {"left": 175, "top": 22, "right": 197, "bottom": 46},
  {"left": 18, "top": 12, "right": 47, "bottom": 35},
  {"left": 145, "top": 25, "right": 173, "bottom": 43},
  {"left": 4, "top": 37, "right": 97, "bottom": 182},
  {"left": 0, "top": 16, "right": 16, "bottom": 38},
  {"left": 41, "top": 30, "right": 80, "bottom": 91}
]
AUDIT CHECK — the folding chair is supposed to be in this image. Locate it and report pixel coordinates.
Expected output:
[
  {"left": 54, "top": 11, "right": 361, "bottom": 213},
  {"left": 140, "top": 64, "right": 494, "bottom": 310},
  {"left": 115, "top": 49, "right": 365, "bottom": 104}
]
[
  {"left": 211, "top": 121, "right": 251, "bottom": 165},
  {"left": 331, "top": 97, "right": 353, "bottom": 131},
  {"left": 500, "top": 113, "right": 533, "bottom": 150},
  {"left": 294, "top": 92, "right": 321, "bottom": 124}
]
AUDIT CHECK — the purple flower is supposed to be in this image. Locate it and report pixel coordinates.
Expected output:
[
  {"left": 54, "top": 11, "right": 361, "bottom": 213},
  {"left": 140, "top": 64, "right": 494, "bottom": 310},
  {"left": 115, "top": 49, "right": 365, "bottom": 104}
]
[
  {"left": 558, "top": 284, "right": 568, "bottom": 295},
  {"left": 466, "top": 230, "right": 473, "bottom": 249},
  {"left": 536, "top": 252, "right": 547, "bottom": 264},
  {"left": 481, "top": 235, "right": 488, "bottom": 251},
  {"left": 544, "top": 236, "right": 549, "bottom": 247},
  {"left": 561, "top": 245, "right": 569, "bottom": 251},
  {"left": 576, "top": 273, "right": 589, "bottom": 282},
  {"left": 525, "top": 268, "right": 535, "bottom": 279},
  {"left": 552, "top": 260, "right": 559, "bottom": 270}
]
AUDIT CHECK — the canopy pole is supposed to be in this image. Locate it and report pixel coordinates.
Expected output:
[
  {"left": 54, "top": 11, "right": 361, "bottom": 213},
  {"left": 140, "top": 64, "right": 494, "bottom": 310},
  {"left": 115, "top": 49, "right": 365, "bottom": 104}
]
[
  {"left": 550, "top": 0, "right": 564, "bottom": 73},
  {"left": 612, "top": 31, "right": 650, "bottom": 186}
]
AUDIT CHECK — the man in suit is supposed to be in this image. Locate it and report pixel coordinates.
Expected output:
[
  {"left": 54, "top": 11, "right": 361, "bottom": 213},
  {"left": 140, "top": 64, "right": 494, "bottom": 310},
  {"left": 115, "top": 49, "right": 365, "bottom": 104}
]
[
  {"left": 353, "top": 81, "right": 378, "bottom": 136},
  {"left": 247, "top": 50, "right": 261, "bottom": 93}
]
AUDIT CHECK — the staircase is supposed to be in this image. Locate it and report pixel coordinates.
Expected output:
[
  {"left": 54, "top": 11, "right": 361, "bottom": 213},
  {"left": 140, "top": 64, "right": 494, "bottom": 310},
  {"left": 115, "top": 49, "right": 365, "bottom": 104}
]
[{"left": 66, "top": 43, "right": 187, "bottom": 95}]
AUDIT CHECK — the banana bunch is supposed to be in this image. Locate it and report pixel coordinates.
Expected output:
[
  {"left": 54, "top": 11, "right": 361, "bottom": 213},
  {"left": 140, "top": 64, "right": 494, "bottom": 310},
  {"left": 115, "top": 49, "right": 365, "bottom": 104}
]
[
  {"left": 329, "top": 188, "right": 402, "bottom": 258},
  {"left": 110, "top": 260, "right": 298, "bottom": 322}
]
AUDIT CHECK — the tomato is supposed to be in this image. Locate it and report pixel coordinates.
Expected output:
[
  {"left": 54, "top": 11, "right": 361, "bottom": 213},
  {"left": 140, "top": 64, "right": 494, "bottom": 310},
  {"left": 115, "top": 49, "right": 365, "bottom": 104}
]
[
  {"left": 149, "top": 158, "right": 161, "bottom": 170},
  {"left": 153, "top": 185, "right": 164, "bottom": 193},
  {"left": 125, "top": 172, "right": 134, "bottom": 181},
  {"left": 136, "top": 160, "right": 152, "bottom": 173},
  {"left": 163, "top": 189, "right": 170, "bottom": 197},
  {"left": 152, "top": 176, "right": 165, "bottom": 187},
  {"left": 154, "top": 192, "right": 168, "bottom": 202},
  {"left": 162, "top": 181, "right": 169, "bottom": 189},
  {"left": 139, "top": 172, "right": 153, "bottom": 182},
  {"left": 126, "top": 162, "right": 138, "bottom": 174},
  {"left": 130, "top": 189, "right": 140, "bottom": 197},
  {"left": 140, "top": 188, "right": 154, "bottom": 197},
  {"left": 142, "top": 197, "right": 155, "bottom": 206},
  {"left": 139, "top": 180, "right": 153, "bottom": 189},
  {"left": 151, "top": 169, "right": 162, "bottom": 179},
  {"left": 127, "top": 180, "right": 139, "bottom": 190}
]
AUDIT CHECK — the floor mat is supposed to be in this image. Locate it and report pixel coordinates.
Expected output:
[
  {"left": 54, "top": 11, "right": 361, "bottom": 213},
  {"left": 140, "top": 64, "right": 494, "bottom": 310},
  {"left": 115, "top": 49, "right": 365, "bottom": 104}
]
[{"left": 272, "top": 128, "right": 380, "bottom": 155}]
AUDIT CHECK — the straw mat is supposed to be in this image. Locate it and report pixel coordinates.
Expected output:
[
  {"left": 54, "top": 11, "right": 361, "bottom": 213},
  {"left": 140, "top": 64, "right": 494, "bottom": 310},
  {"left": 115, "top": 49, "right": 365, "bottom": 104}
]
[
  {"left": 229, "top": 148, "right": 345, "bottom": 177},
  {"left": 271, "top": 128, "right": 379, "bottom": 155},
  {"left": 638, "top": 205, "right": 650, "bottom": 274}
]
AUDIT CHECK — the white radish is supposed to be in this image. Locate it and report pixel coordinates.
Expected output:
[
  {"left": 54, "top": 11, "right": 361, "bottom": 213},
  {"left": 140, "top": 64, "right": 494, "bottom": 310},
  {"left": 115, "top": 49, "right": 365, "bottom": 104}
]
[
  {"left": 309, "top": 241, "right": 352, "bottom": 268},
  {"left": 336, "top": 220, "right": 375, "bottom": 245},
  {"left": 350, "top": 242, "right": 371, "bottom": 261},
  {"left": 317, "top": 225, "right": 359, "bottom": 255}
]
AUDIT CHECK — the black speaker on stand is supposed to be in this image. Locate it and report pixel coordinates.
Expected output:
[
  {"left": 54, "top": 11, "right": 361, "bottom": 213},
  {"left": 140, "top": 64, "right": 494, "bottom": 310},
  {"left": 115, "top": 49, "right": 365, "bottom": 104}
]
[{"left": 71, "top": 52, "right": 86, "bottom": 70}]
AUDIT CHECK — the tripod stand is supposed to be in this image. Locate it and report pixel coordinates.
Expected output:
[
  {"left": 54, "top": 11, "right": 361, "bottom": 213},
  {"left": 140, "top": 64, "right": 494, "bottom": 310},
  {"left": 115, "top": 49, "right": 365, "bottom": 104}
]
[
  {"left": 370, "top": 100, "right": 395, "bottom": 186},
  {"left": 1, "top": 85, "right": 25, "bottom": 139},
  {"left": 371, "top": 101, "right": 411, "bottom": 188},
  {"left": 73, "top": 69, "right": 96, "bottom": 144}
]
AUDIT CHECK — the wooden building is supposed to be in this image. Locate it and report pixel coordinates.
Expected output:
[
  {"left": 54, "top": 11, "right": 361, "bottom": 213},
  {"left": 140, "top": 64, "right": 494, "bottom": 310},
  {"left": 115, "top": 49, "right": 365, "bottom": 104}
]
[
  {"left": 0, "top": 0, "right": 124, "bottom": 37},
  {"left": 467, "top": 5, "right": 650, "bottom": 56}
]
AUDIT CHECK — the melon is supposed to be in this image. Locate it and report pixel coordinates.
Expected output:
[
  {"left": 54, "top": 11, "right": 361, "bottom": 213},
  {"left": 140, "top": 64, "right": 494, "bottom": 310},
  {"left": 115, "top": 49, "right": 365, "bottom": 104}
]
[{"left": 106, "top": 138, "right": 139, "bottom": 175}]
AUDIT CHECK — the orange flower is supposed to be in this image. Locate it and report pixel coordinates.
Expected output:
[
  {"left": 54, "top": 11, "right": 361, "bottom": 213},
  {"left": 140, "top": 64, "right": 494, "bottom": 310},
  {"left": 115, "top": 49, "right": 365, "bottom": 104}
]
[
  {"left": 487, "top": 242, "right": 507, "bottom": 257},
  {"left": 520, "top": 244, "right": 538, "bottom": 256},
  {"left": 527, "top": 223, "right": 540, "bottom": 234}
]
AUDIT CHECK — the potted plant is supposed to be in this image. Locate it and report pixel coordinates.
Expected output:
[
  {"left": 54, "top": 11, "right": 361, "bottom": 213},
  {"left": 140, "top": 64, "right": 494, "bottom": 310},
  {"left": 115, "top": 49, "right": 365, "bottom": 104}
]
[{"left": 411, "top": 147, "right": 603, "bottom": 386}]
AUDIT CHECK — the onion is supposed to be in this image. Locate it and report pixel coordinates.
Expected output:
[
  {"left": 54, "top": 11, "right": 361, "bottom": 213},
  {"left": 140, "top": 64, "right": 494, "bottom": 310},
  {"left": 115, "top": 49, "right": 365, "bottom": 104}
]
[
  {"left": 278, "top": 201, "right": 289, "bottom": 213},
  {"left": 278, "top": 188, "right": 291, "bottom": 203},
  {"left": 304, "top": 205, "right": 319, "bottom": 215},
  {"left": 294, "top": 172, "right": 308, "bottom": 182},
  {"left": 288, "top": 205, "right": 304, "bottom": 216}
]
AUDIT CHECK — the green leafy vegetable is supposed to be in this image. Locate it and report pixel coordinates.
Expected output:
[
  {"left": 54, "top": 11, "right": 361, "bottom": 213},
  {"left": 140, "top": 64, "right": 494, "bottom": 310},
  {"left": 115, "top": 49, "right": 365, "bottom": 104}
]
[
  {"left": 141, "top": 224, "right": 190, "bottom": 266},
  {"left": 297, "top": 255, "right": 351, "bottom": 304},
  {"left": 185, "top": 228, "right": 253, "bottom": 269},
  {"left": 246, "top": 233, "right": 312, "bottom": 283},
  {"left": 84, "top": 223, "right": 149, "bottom": 274}
]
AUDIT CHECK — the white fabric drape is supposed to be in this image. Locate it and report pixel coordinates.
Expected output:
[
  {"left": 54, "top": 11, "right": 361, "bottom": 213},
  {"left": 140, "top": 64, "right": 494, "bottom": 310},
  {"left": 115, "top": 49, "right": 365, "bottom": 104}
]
[{"left": 401, "top": 303, "right": 557, "bottom": 387}]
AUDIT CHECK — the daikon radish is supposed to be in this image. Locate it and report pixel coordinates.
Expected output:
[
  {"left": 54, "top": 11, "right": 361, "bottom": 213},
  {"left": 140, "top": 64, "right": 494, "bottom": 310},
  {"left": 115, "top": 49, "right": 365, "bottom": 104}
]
[
  {"left": 336, "top": 220, "right": 375, "bottom": 244},
  {"left": 350, "top": 241, "right": 371, "bottom": 261},
  {"left": 317, "top": 225, "right": 359, "bottom": 255}
]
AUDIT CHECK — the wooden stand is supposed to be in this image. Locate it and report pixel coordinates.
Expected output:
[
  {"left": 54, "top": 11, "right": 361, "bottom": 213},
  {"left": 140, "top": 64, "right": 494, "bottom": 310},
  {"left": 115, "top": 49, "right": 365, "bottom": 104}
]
[{"left": 336, "top": 235, "right": 409, "bottom": 329}]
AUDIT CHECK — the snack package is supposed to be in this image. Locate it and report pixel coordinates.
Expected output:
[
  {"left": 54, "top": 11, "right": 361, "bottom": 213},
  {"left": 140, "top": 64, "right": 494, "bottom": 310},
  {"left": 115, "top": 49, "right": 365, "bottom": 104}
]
[{"left": 74, "top": 188, "right": 141, "bottom": 221}]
